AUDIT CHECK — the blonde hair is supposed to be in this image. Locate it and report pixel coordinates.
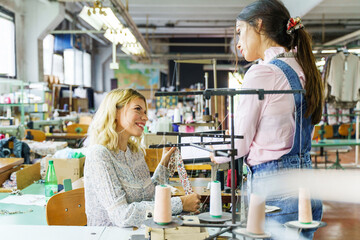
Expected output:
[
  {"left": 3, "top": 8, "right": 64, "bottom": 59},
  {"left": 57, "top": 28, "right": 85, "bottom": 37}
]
[{"left": 88, "top": 88, "right": 147, "bottom": 153}]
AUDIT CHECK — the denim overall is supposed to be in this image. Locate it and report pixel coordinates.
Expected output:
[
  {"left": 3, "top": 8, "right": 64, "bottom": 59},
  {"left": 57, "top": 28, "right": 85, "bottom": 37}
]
[{"left": 246, "top": 59, "right": 323, "bottom": 239}]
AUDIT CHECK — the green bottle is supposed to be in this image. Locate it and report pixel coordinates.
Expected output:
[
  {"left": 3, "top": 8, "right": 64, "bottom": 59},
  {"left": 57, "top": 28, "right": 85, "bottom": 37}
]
[{"left": 45, "top": 160, "right": 58, "bottom": 200}]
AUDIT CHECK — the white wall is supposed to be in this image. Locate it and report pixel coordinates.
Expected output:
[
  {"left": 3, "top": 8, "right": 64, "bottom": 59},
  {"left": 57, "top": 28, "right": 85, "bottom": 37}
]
[
  {"left": 1, "top": 0, "right": 116, "bottom": 92},
  {"left": 93, "top": 46, "right": 113, "bottom": 92},
  {"left": 0, "top": 0, "right": 64, "bottom": 82},
  {"left": 23, "top": 0, "right": 64, "bottom": 82}
]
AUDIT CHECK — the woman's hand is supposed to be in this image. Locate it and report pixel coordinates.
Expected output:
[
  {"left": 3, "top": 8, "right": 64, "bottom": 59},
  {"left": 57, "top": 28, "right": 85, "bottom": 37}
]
[
  {"left": 180, "top": 193, "right": 201, "bottom": 212},
  {"left": 159, "top": 147, "right": 176, "bottom": 167},
  {"left": 210, "top": 129, "right": 230, "bottom": 164},
  {"left": 209, "top": 145, "right": 218, "bottom": 164}
]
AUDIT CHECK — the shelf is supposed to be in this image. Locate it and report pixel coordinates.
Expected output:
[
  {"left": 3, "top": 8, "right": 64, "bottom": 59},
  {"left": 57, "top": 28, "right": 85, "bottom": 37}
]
[
  {"left": 0, "top": 78, "right": 26, "bottom": 86},
  {"left": 176, "top": 122, "right": 216, "bottom": 127},
  {"left": 0, "top": 103, "right": 45, "bottom": 106}
]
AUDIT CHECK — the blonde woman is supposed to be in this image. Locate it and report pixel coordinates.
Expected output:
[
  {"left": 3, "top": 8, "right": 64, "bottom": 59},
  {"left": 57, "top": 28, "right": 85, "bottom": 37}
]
[{"left": 84, "top": 88, "right": 200, "bottom": 227}]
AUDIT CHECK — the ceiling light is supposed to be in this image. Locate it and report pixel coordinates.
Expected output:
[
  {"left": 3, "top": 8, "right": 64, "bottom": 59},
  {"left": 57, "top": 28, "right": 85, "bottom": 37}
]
[
  {"left": 79, "top": 5, "right": 124, "bottom": 31},
  {"left": 349, "top": 49, "right": 360, "bottom": 54},
  {"left": 79, "top": 0, "right": 149, "bottom": 59},
  {"left": 321, "top": 50, "right": 337, "bottom": 54},
  {"left": 121, "top": 43, "right": 145, "bottom": 56}
]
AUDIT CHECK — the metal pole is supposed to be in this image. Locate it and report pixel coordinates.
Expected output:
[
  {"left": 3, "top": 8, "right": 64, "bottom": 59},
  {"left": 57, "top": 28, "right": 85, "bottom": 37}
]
[
  {"left": 230, "top": 94, "right": 236, "bottom": 239},
  {"left": 355, "top": 101, "right": 360, "bottom": 166},
  {"left": 213, "top": 59, "right": 218, "bottom": 128},
  {"left": 176, "top": 63, "right": 180, "bottom": 91}
]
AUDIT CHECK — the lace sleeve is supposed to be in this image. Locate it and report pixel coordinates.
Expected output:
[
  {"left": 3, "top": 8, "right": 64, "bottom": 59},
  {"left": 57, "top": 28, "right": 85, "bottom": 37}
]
[
  {"left": 85, "top": 146, "right": 153, "bottom": 227},
  {"left": 151, "top": 163, "right": 170, "bottom": 185}
]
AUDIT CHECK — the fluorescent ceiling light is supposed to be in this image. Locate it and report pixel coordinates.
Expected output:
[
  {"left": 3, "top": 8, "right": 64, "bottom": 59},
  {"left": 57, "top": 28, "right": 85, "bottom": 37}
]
[
  {"left": 321, "top": 50, "right": 337, "bottom": 54},
  {"left": 349, "top": 49, "right": 360, "bottom": 54},
  {"left": 79, "top": 2, "right": 148, "bottom": 58},
  {"left": 121, "top": 43, "right": 145, "bottom": 56},
  {"left": 79, "top": 6, "right": 124, "bottom": 31}
]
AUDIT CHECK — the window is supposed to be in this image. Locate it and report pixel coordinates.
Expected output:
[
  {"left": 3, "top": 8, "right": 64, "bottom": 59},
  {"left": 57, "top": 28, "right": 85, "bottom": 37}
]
[{"left": 0, "top": 7, "right": 16, "bottom": 78}]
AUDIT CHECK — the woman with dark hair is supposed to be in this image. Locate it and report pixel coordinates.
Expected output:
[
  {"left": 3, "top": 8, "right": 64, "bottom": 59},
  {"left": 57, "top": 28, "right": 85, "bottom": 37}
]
[{"left": 212, "top": 0, "right": 324, "bottom": 238}]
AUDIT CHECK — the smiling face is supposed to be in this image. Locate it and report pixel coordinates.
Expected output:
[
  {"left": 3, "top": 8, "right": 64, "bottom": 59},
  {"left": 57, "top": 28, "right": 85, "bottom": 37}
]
[
  {"left": 116, "top": 97, "right": 148, "bottom": 139},
  {"left": 236, "top": 20, "right": 263, "bottom": 61}
]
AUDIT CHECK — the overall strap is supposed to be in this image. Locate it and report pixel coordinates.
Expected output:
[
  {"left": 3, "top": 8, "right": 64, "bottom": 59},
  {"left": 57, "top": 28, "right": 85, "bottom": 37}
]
[{"left": 269, "top": 59, "right": 312, "bottom": 157}]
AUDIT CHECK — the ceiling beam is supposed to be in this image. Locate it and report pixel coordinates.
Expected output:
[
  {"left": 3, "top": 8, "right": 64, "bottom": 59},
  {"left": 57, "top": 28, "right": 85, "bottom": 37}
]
[{"left": 324, "top": 29, "right": 360, "bottom": 46}]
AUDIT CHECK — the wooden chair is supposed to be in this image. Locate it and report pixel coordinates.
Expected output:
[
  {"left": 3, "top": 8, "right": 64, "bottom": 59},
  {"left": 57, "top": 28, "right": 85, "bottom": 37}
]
[
  {"left": 66, "top": 124, "right": 89, "bottom": 134},
  {"left": 24, "top": 129, "right": 46, "bottom": 142},
  {"left": 338, "top": 123, "right": 356, "bottom": 139},
  {"left": 46, "top": 187, "right": 87, "bottom": 226},
  {"left": 312, "top": 125, "right": 334, "bottom": 140},
  {"left": 311, "top": 125, "right": 334, "bottom": 168}
]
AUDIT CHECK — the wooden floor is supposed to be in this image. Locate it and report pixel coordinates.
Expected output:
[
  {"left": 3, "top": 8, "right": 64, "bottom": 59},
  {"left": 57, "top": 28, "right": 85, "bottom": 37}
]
[
  {"left": 312, "top": 147, "right": 360, "bottom": 239},
  {"left": 314, "top": 201, "right": 360, "bottom": 239}
]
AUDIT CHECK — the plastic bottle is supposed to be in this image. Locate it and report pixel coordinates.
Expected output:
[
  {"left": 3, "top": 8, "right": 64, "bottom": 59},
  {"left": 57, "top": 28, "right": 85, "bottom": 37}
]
[{"left": 45, "top": 160, "right": 58, "bottom": 201}]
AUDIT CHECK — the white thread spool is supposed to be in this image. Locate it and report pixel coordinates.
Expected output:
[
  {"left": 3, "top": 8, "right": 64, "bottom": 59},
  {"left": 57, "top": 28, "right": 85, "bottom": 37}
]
[
  {"left": 298, "top": 187, "right": 313, "bottom": 223},
  {"left": 153, "top": 185, "right": 172, "bottom": 225},
  {"left": 246, "top": 193, "right": 265, "bottom": 234},
  {"left": 173, "top": 108, "right": 181, "bottom": 123},
  {"left": 210, "top": 181, "right": 222, "bottom": 218}
]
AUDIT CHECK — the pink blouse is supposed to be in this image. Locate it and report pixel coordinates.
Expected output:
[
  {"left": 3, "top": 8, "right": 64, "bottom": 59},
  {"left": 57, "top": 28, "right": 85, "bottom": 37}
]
[{"left": 216, "top": 47, "right": 305, "bottom": 166}]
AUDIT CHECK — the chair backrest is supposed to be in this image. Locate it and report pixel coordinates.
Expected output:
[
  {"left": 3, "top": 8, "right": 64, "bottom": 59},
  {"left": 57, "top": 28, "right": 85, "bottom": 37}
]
[
  {"left": 24, "top": 129, "right": 46, "bottom": 142},
  {"left": 338, "top": 123, "right": 356, "bottom": 138},
  {"left": 312, "top": 125, "right": 333, "bottom": 140},
  {"left": 46, "top": 187, "right": 87, "bottom": 226},
  {"left": 66, "top": 124, "right": 89, "bottom": 134}
]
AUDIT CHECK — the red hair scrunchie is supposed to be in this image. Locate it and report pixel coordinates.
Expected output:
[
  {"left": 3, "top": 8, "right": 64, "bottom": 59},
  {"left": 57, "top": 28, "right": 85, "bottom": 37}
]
[{"left": 287, "top": 16, "right": 304, "bottom": 34}]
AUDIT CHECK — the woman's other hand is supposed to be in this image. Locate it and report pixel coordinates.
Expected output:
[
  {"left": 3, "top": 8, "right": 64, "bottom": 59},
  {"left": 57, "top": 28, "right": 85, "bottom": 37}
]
[
  {"left": 210, "top": 129, "right": 230, "bottom": 164},
  {"left": 160, "top": 147, "right": 176, "bottom": 167},
  {"left": 180, "top": 193, "right": 201, "bottom": 212}
]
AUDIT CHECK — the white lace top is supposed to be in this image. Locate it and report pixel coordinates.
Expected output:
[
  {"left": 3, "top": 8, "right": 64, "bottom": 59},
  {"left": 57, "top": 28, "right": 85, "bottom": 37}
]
[{"left": 84, "top": 144, "right": 183, "bottom": 227}]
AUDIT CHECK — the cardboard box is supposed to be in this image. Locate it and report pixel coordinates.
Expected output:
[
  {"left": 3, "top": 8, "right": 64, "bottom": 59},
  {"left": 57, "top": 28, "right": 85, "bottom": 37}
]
[
  {"left": 144, "top": 149, "right": 162, "bottom": 172},
  {"left": 0, "top": 162, "right": 41, "bottom": 192},
  {"left": 143, "top": 133, "right": 178, "bottom": 148},
  {"left": 43, "top": 157, "right": 85, "bottom": 184},
  {"left": 60, "top": 98, "right": 88, "bottom": 112}
]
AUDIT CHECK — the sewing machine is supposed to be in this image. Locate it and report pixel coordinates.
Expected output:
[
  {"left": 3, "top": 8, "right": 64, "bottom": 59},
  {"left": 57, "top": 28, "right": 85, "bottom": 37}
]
[
  {"left": 27, "top": 119, "right": 63, "bottom": 132},
  {"left": 0, "top": 124, "right": 25, "bottom": 139},
  {"left": 55, "top": 115, "right": 79, "bottom": 124}
]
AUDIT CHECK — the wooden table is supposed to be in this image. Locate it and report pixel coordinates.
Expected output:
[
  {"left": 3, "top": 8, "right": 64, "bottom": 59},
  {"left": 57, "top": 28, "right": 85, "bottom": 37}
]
[
  {"left": 46, "top": 133, "right": 87, "bottom": 141},
  {"left": 0, "top": 158, "right": 23, "bottom": 174},
  {"left": 0, "top": 183, "right": 235, "bottom": 239}
]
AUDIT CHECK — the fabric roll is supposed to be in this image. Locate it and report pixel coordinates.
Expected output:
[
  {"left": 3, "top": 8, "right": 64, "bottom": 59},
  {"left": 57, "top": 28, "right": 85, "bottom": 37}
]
[{"left": 168, "top": 148, "right": 194, "bottom": 195}]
